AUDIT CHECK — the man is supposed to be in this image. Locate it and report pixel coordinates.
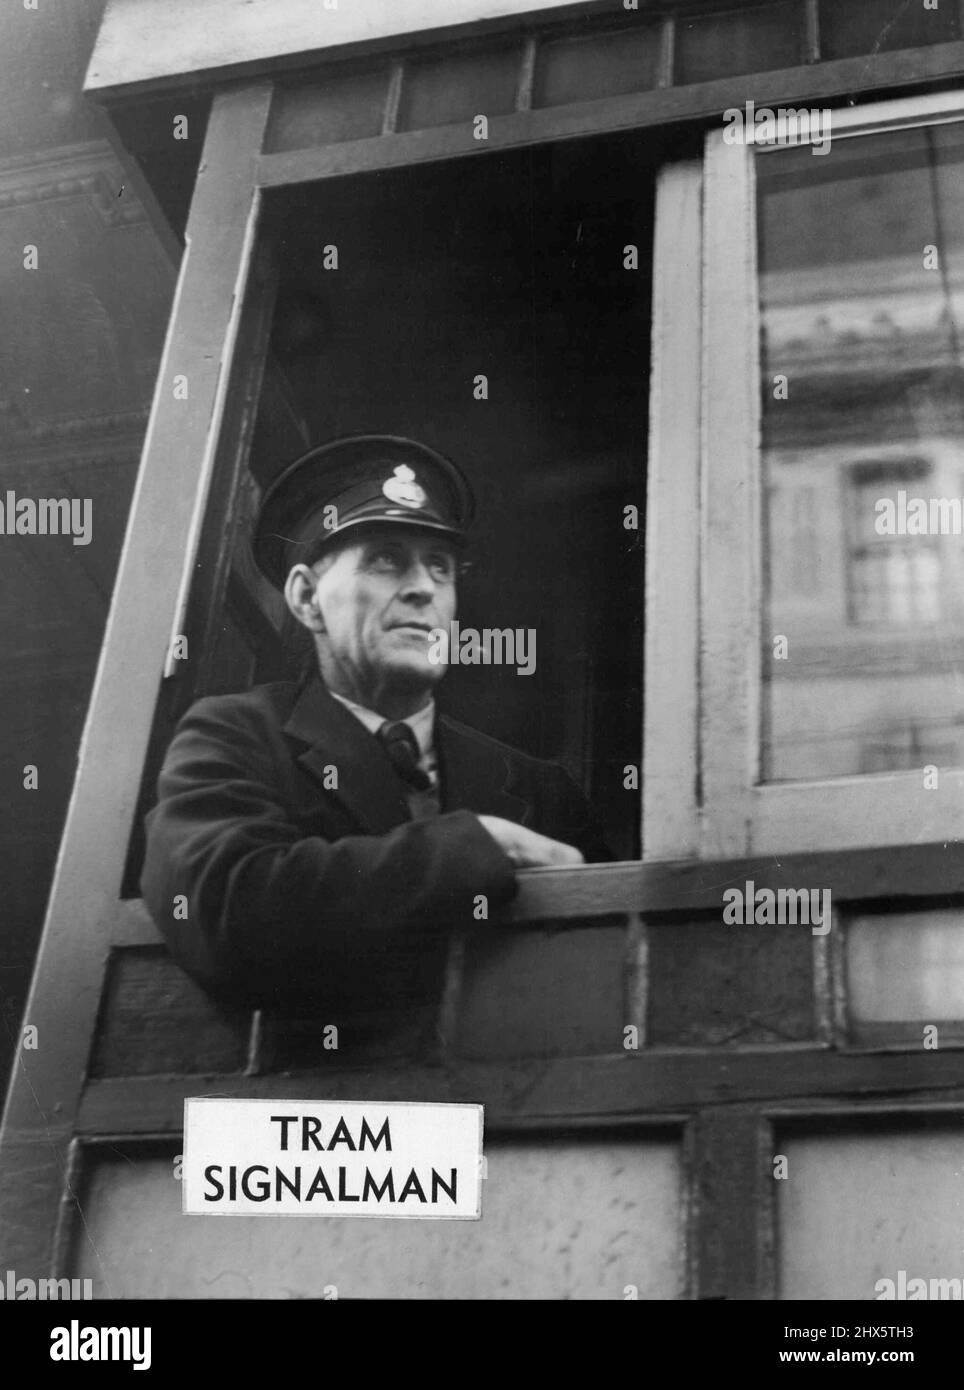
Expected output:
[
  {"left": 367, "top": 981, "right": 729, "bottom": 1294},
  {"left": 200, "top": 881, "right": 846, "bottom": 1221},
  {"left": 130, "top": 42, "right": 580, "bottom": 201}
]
[{"left": 142, "top": 434, "right": 609, "bottom": 1008}]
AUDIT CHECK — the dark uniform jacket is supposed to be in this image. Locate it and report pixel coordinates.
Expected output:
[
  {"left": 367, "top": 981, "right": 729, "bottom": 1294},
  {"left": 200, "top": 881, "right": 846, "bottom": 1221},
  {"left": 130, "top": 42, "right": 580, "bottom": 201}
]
[{"left": 141, "top": 676, "right": 610, "bottom": 1008}]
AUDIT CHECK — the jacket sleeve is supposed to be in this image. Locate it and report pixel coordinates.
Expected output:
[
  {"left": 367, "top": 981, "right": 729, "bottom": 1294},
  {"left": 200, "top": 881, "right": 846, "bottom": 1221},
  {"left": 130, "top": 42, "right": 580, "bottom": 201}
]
[
  {"left": 534, "top": 762, "right": 615, "bottom": 865},
  {"left": 140, "top": 696, "right": 517, "bottom": 1002}
]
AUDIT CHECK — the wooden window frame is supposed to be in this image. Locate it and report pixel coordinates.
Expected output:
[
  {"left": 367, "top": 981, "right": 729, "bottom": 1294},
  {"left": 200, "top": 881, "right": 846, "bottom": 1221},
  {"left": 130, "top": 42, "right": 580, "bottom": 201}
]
[{"left": 700, "top": 89, "right": 964, "bottom": 858}]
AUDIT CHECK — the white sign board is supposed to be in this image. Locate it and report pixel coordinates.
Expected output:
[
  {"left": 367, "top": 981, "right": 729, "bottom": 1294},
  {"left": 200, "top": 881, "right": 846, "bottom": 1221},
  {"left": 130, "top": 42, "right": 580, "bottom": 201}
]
[{"left": 183, "top": 1098, "right": 484, "bottom": 1218}]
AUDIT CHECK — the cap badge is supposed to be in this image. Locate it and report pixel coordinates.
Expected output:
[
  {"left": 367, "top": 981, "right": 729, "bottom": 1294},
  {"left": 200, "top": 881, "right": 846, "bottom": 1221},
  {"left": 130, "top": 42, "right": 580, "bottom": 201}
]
[{"left": 382, "top": 464, "right": 427, "bottom": 509}]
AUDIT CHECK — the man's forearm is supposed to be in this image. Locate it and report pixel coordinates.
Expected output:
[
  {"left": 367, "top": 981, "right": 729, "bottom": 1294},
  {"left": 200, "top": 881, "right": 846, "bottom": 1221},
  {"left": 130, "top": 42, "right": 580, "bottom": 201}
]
[{"left": 142, "top": 806, "right": 516, "bottom": 998}]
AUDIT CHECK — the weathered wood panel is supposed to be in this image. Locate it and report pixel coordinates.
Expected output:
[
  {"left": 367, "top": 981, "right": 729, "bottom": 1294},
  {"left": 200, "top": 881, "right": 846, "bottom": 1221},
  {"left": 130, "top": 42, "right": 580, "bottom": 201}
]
[
  {"left": 700, "top": 124, "right": 758, "bottom": 859},
  {"left": 643, "top": 160, "right": 701, "bottom": 859},
  {"left": 689, "top": 1110, "right": 774, "bottom": 1299},
  {"left": 77, "top": 1050, "right": 964, "bottom": 1137},
  {"left": 504, "top": 846, "right": 964, "bottom": 922},
  {"left": 90, "top": 949, "right": 250, "bottom": 1078},
  {"left": 256, "top": 47, "right": 964, "bottom": 188},
  {"left": 255, "top": 1005, "right": 443, "bottom": 1074},
  {"left": 648, "top": 918, "right": 814, "bottom": 1047},
  {"left": 86, "top": 0, "right": 964, "bottom": 106},
  {"left": 86, "top": 0, "right": 596, "bottom": 95},
  {"left": 453, "top": 920, "right": 628, "bottom": 1060}
]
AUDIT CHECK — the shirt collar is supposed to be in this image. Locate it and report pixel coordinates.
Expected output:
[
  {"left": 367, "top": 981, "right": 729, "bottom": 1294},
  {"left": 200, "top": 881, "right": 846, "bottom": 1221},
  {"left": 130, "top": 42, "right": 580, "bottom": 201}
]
[{"left": 329, "top": 690, "right": 435, "bottom": 759}]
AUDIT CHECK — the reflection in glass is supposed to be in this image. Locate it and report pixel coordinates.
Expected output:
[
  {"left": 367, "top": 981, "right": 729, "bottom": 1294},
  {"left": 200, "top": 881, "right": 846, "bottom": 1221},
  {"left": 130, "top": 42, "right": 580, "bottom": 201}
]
[{"left": 758, "top": 125, "right": 964, "bottom": 781}]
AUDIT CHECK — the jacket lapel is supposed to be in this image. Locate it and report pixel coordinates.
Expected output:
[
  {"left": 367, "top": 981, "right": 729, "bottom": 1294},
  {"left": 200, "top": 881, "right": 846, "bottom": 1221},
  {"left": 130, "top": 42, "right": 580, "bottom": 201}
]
[
  {"left": 282, "top": 678, "right": 411, "bottom": 834},
  {"left": 437, "top": 717, "right": 532, "bottom": 825}
]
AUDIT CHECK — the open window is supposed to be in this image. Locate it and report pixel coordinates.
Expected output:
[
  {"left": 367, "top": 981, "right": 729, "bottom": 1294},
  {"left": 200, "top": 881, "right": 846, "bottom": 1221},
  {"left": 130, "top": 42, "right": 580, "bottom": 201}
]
[
  {"left": 691, "top": 92, "right": 964, "bottom": 1075},
  {"left": 253, "top": 133, "right": 655, "bottom": 861},
  {"left": 700, "top": 91, "right": 964, "bottom": 856}
]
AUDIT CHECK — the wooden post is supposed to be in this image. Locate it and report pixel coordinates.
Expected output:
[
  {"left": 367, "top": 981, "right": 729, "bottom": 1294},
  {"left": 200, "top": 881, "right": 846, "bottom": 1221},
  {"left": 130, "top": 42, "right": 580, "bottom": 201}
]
[
  {"left": 804, "top": 0, "right": 820, "bottom": 64},
  {"left": 657, "top": 15, "right": 675, "bottom": 88},
  {"left": 0, "top": 82, "right": 274, "bottom": 1274},
  {"left": 700, "top": 130, "right": 760, "bottom": 859},
  {"left": 643, "top": 160, "right": 702, "bottom": 861},
  {"left": 689, "top": 1110, "right": 775, "bottom": 1299}
]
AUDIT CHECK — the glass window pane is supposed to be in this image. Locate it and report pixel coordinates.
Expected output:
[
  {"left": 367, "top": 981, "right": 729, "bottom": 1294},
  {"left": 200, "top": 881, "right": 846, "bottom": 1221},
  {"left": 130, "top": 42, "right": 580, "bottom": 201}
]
[
  {"left": 265, "top": 67, "right": 390, "bottom": 153},
  {"left": 758, "top": 124, "right": 964, "bottom": 782},
  {"left": 534, "top": 23, "right": 661, "bottom": 108},
  {"left": 676, "top": 2, "right": 805, "bottom": 85},
  {"left": 778, "top": 1128, "right": 964, "bottom": 1299},
  {"left": 848, "top": 908, "right": 964, "bottom": 1021},
  {"left": 818, "top": 0, "right": 959, "bottom": 60},
  {"left": 72, "top": 1138, "right": 684, "bottom": 1299}
]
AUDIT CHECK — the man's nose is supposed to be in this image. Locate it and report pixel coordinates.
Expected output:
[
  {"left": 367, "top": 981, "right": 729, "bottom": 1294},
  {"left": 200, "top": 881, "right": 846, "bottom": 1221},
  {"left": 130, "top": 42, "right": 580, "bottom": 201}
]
[{"left": 398, "top": 560, "right": 437, "bottom": 600}]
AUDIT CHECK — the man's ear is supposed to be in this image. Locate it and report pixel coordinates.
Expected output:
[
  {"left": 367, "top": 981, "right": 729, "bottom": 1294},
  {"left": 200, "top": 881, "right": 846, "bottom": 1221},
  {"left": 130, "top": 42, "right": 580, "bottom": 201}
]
[{"left": 284, "top": 564, "right": 326, "bottom": 633}]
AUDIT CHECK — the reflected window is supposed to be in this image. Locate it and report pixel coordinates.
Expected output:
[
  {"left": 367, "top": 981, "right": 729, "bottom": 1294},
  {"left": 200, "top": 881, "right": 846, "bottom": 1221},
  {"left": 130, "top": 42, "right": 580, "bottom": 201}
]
[
  {"left": 847, "top": 460, "right": 941, "bottom": 627},
  {"left": 758, "top": 124, "right": 964, "bottom": 782}
]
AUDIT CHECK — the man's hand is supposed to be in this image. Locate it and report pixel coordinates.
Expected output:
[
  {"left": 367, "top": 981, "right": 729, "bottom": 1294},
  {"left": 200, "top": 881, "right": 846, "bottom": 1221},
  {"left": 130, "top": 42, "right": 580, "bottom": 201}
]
[{"left": 476, "top": 815, "right": 584, "bottom": 868}]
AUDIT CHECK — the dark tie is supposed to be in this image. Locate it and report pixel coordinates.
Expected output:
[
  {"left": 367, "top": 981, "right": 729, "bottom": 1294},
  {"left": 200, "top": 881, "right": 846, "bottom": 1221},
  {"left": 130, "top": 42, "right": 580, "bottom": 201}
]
[{"left": 377, "top": 721, "right": 432, "bottom": 791}]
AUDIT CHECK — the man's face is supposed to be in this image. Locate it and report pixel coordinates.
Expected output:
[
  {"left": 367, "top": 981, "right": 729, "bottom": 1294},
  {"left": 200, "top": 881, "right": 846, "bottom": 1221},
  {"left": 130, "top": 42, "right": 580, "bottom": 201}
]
[{"left": 311, "top": 524, "right": 458, "bottom": 705}]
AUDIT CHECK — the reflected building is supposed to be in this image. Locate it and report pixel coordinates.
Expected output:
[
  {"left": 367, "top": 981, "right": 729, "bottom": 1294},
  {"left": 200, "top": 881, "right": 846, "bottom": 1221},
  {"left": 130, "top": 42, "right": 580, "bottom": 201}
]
[{"left": 761, "top": 123, "right": 964, "bottom": 781}]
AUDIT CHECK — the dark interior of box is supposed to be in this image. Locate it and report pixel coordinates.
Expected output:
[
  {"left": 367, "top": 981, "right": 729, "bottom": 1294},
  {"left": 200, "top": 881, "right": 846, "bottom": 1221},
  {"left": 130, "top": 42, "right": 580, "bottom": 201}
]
[{"left": 256, "top": 128, "right": 667, "bottom": 858}]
